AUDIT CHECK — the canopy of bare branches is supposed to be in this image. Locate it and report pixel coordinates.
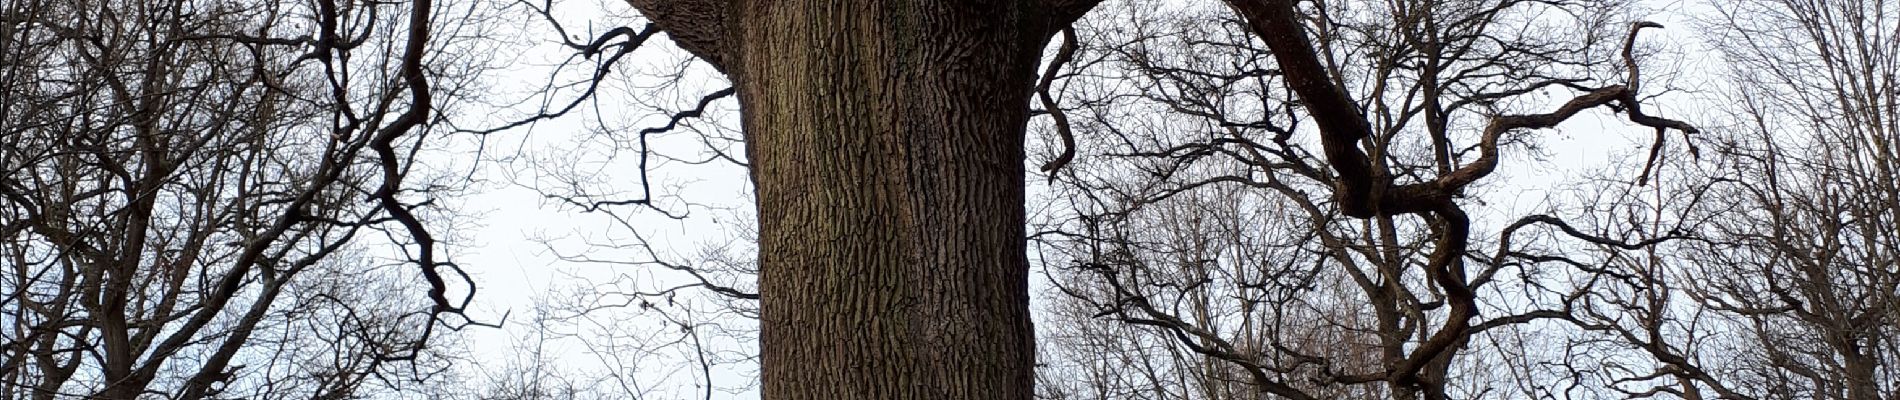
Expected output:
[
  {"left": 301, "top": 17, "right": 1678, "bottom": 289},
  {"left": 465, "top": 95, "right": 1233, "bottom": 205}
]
[{"left": 4, "top": 0, "right": 1897, "bottom": 399}]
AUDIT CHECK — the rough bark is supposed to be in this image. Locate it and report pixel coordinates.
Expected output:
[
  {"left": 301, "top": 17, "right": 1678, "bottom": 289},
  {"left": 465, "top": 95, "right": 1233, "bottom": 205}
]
[
  {"left": 625, "top": 1, "right": 1096, "bottom": 399},
  {"left": 738, "top": 4, "right": 1043, "bottom": 398}
]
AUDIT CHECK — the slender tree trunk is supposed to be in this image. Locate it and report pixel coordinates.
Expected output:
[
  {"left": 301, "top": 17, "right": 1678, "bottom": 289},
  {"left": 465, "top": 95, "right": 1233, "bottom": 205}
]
[
  {"left": 734, "top": 3, "right": 1050, "bottom": 399},
  {"left": 1840, "top": 350, "right": 1878, "bottom": 400}
]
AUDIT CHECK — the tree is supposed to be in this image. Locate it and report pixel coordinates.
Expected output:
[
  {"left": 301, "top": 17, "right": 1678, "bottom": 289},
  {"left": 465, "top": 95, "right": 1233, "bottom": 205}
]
[
  {"left": 1026, "top": 0, "right": 1701, "bottom": 398},
  {"left": 613, "top": 1, "right": 1102, "bottom": 398},
  {"left": 0, "top": 0, "right": 493, "bottom": 397},
  {"left": 1574, "top": 0, "right": 1900, "bottom": 398},
  {"left": 1694, "top": 1, "right": 1900, "bottom": 397}
]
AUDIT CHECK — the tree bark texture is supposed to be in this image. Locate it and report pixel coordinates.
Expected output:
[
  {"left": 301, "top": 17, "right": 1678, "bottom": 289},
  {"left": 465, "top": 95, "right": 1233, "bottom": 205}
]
[
  {"left": 738, "top": 5, "right": 1042, "bottom": 399},
  {"left": 626, "top": 1, "right": 1097, "bottom": 399}
]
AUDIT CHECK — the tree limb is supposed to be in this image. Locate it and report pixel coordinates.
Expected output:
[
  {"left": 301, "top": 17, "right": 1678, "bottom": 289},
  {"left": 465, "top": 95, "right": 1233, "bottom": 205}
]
[{"left": 624, "top": 0, "right": 734, "bottom": 72}]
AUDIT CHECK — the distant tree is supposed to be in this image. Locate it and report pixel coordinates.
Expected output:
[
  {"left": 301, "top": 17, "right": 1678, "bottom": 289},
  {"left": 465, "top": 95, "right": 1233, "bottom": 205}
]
[
  {"left": 1587, "top": 0, "right": 1900, "bottom": 398},
  {"left": 0, "top": 0, "right": 494, "bottom": 397}
]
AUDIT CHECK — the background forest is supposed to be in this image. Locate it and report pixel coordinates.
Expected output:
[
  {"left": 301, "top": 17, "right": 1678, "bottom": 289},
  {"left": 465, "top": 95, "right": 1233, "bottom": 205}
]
[{"left": 1, "top": 0, "right": 1895, "bottom": 399}]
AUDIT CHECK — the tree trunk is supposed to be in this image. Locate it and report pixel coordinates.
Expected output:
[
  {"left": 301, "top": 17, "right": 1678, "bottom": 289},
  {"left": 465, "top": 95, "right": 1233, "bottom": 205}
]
[
  {"left": 627, "top": 0, "right": 1096, "bottom": 397},
  {"left": 732, "top": 3, "right": 1046, "bottom": 399}
]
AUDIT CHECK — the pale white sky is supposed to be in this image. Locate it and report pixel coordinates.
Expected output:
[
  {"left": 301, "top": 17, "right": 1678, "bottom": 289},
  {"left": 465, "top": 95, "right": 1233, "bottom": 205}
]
[{"left": 434, "top": 1, "right": 757, "bottom": 395}]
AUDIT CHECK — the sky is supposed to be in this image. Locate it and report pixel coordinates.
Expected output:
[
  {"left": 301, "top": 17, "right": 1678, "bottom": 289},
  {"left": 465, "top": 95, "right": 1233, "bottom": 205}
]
[{"left": 433, "top": 1, "right": 759, "bottom": 396}]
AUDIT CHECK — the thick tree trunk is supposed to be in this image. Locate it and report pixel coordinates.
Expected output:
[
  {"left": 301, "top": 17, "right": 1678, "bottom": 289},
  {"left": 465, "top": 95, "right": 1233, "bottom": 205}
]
[
  {"left": 729, "top": 2, "right": 1051, "bottom": 399},
  {"left": 627, "top": 0, "right": 1097, "bottom": 397}
]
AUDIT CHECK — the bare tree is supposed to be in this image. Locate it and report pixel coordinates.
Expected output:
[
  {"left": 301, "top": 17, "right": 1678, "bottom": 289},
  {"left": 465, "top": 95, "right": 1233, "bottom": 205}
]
[
  {"left": 1029, "top": 0, "right": 1700, "bottom": 399},
  {"left": 1581, "top": 1, "right": 1900, "bottom": 398},
  {"left": 0, "top": 0, "right": 498, "bottom": 397}
]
